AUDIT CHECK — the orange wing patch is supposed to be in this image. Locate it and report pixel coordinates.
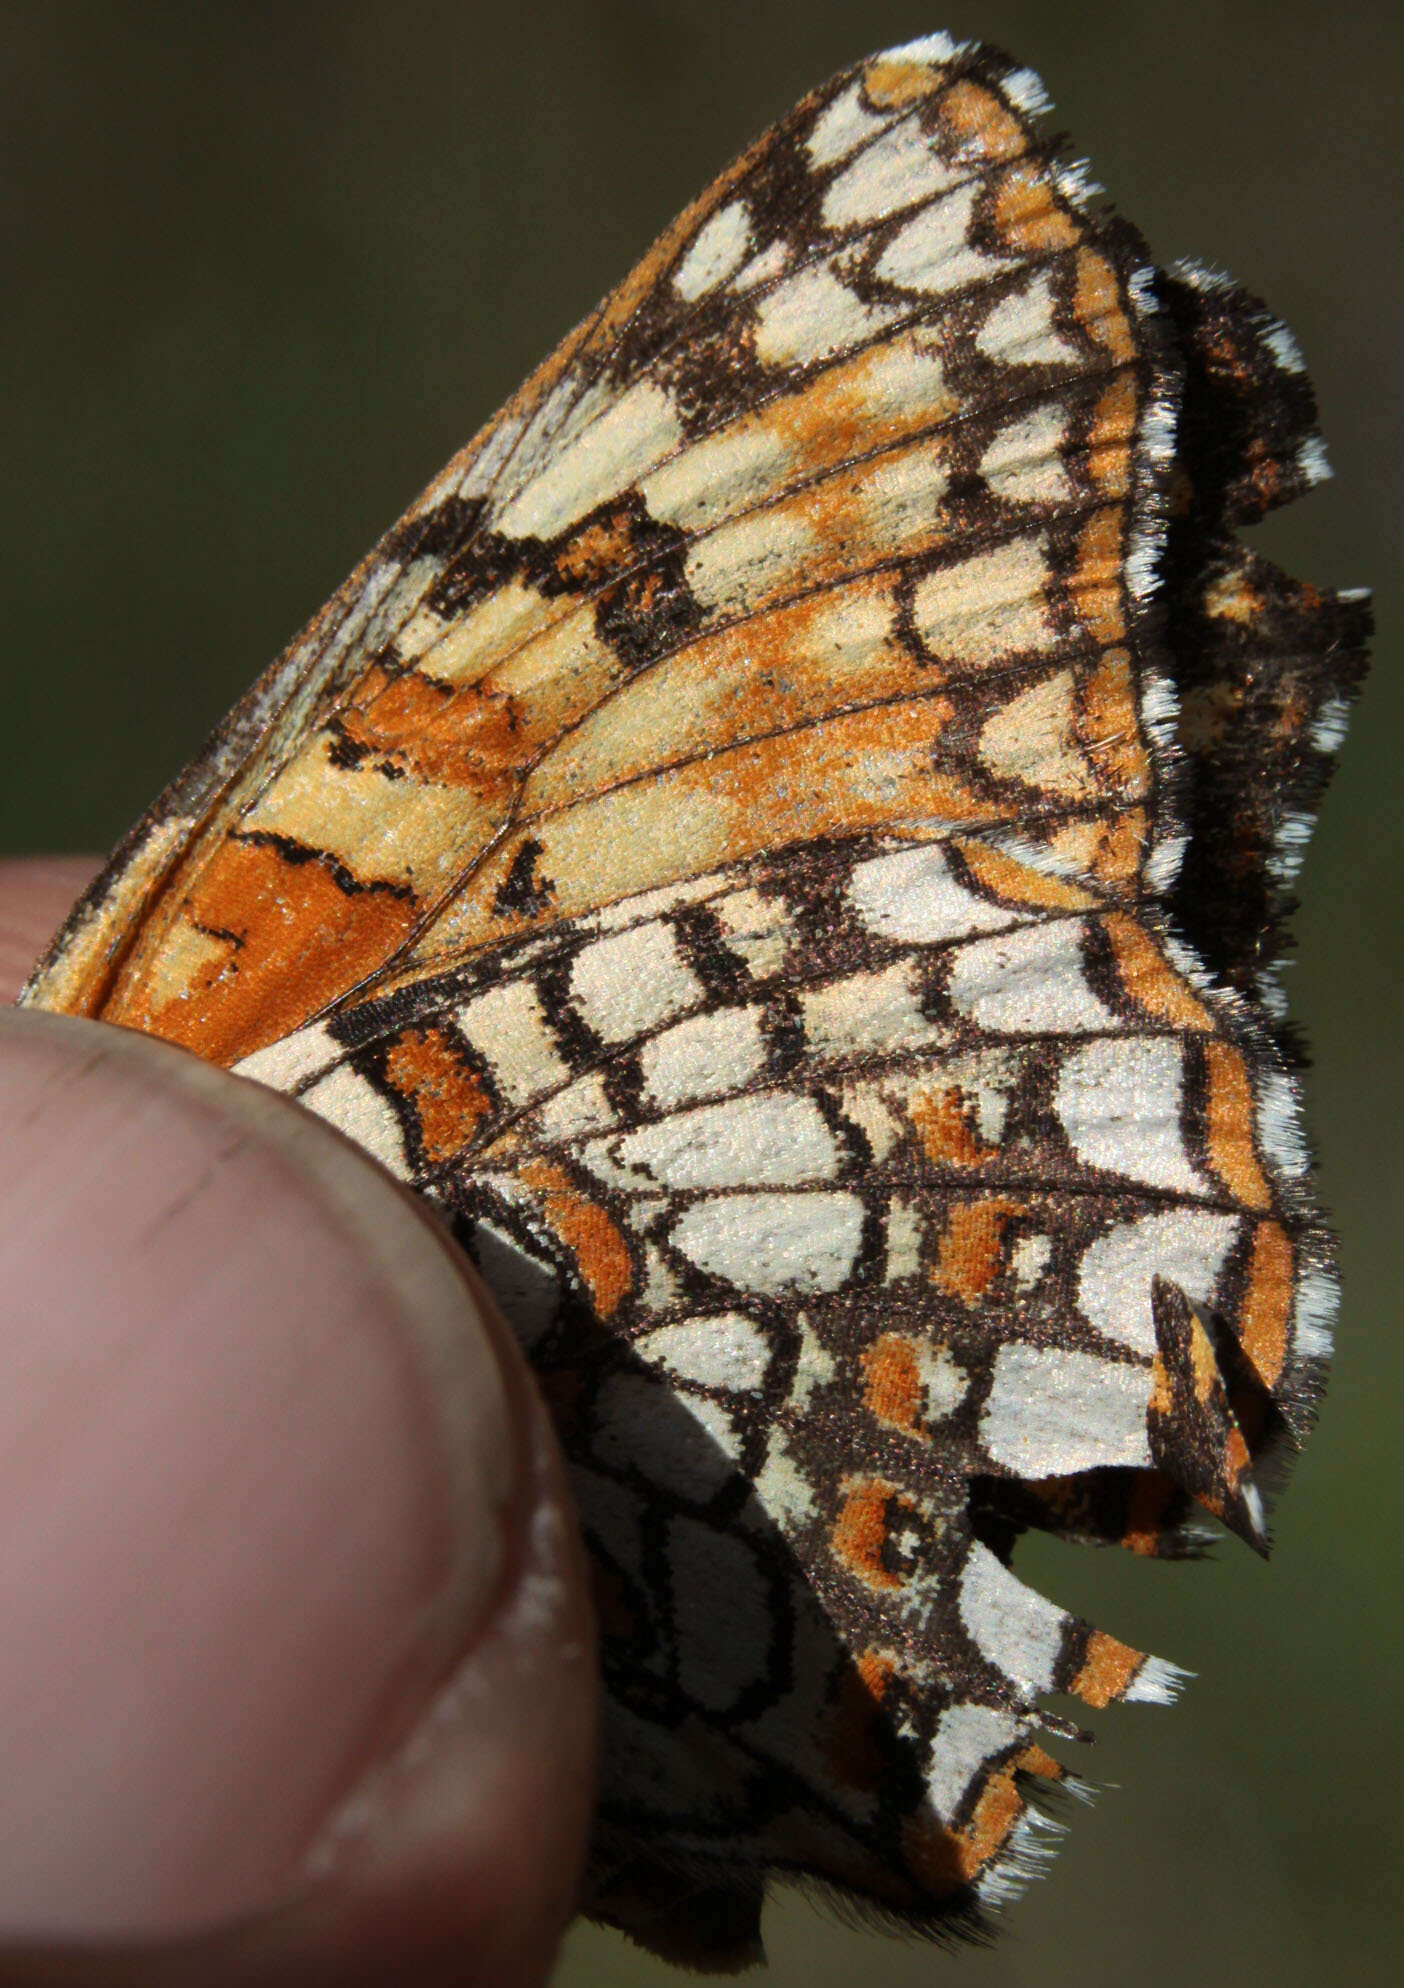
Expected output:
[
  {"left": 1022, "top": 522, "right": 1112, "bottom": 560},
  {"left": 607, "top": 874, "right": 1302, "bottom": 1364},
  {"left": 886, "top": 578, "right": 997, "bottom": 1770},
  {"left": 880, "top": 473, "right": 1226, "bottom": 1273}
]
[{"left": 383, "top": 1025, "right": 495, "bottom": 1165}]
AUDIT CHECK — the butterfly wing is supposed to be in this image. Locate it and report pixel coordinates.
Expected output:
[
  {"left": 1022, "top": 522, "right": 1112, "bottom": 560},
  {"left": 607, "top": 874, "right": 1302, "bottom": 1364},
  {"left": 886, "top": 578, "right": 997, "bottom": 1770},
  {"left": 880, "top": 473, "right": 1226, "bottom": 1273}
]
[
  {"left": 21, "top": 32, "right": 1365, "bottom": 1967},
  {"left": 26, "top": 31, "right": 1171, "bottom": 1062}
]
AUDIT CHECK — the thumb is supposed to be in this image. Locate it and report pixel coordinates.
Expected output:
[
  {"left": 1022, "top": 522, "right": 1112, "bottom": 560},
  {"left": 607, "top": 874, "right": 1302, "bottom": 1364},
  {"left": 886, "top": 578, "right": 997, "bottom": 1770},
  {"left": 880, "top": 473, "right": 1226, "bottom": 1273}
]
[{"left": 0, "top": 1006, "right": 598, "bottom": 1988}]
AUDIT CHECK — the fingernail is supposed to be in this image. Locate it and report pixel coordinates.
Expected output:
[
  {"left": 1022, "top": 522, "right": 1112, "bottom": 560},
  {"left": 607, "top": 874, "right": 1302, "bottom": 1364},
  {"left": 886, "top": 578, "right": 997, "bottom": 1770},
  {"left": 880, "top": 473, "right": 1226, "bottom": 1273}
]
[{"left": 0, "top": 1010, "right": 526, "bottom": 1938}]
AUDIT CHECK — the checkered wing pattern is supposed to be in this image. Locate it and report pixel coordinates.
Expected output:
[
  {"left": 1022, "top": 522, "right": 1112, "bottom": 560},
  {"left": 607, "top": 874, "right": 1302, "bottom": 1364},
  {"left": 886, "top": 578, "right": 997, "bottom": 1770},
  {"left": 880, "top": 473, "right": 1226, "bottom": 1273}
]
[{"left": 22, "top": 32, "right": 1366, "bottom": 1968}]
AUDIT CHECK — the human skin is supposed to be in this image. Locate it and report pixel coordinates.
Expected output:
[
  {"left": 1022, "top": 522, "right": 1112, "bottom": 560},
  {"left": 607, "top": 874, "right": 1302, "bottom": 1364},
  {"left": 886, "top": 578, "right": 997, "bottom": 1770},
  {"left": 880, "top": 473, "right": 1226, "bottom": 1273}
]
[{"left": 0, "top": 859, "right": 599, "bottom": 1988}]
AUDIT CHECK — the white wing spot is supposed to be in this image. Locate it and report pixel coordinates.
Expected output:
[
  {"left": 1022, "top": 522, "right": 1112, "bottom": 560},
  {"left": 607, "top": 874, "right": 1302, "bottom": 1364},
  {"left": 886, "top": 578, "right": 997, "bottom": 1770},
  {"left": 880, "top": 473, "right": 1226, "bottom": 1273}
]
[
  {"left": 753, "top": 1427, "right": 818, "bottom": 1527},
  {"left": 925, "top": 1704, "right": 1024, "bottom": 1824},
  {"left": 570, "top": 922, "right": 703, "bottom": 1043},
  {"left": 534, "top": 1072, "right": 616, "bottom": 1142},
  {"left": 876, "top": 183, "right": 1011, "bottom": 295},
  {"left": 672, "top": 1191, "right": 864, "bottom": 1293},
  {"left": 960, "top": 1543, "right": 1068, "bottom": 1693},
  {"left": 456, "top": 979, "right": 570, "bottom": 1108},
  {"left": 641, "top": 1005, "right": 767, "bottom": 1112},
  {"left": 635, "top": 1313, "right": 771, "bottom": 1393},
  {"left": 674, "top": 200, "right": 754, "bottom": 300},
  {"left": 807, "top": 81, "right": 891, "bottom": 165},
  {"left": 800, "top": 959, "right": 942, "bottom": 1061},
  {"left": 1056, "top": 1036, "right": 1204, "bottom": 1193},
  {"left": 822, "top": 118, "right": 958, "bottom": 230},
  {"left": 979, "top": 668, "right": 1091, "bottom": 797},
  {"left": 977, "top": 273, "right": 1081, "bottom": 368},
  {"left": 729, "top": 237, "right": 792, "bottom": 291},
  {"left": 233, "top": 1022, "right": 341, "bottom": 1094},
  {"left": 301, "top": 1065, "right": 408, "bottom": 1177},
  {"left": 848, "top": 842, "right": 1029, "bottom": 944},
  {"left": 642, "top": 416, "right": 791, "bottom": 531},
  {"left": 914, "top": 536, "right": 1058, "bottom": 665},
  {"left": 980, "top": 401, "right": 1073, "bottom": 503},
  {"left": 981, "top": 1344, "right": 1152, "bottom": 1474},
  {"left": 495, "top": 380, "right": 685, "bottom": 540},
  {"left": 1077, "top": 1208, "right": 1240, "bottom": 1356},
  {"left": 753, "top": 261, "right": 904, "bottom": 369},
  {"left": 713, "top": 886, "right": 793, "bottom": 978},
  {"left": 608, "top": 1091, "right": 840, "bottom": 1191},
  {"left": 946, "top": 921, "right": 1115, "bottom": 1035}
]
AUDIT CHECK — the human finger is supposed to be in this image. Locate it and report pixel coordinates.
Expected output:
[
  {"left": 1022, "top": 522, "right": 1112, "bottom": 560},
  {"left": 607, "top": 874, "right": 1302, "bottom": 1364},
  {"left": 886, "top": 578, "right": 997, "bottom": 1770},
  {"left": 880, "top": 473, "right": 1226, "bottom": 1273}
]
[
  {"left": 0, "top": 856, "right": 104, "bottom": 1002},
  {"left": 0, "top": 1010, "right": 598, "bottom": 1987}
]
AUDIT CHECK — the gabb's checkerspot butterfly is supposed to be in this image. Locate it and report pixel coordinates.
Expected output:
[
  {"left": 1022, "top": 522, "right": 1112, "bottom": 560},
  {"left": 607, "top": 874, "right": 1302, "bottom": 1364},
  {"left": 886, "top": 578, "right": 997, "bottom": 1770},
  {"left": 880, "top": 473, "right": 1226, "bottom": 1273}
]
[{"left": 21, "top": 31, "right": 1367, "bottom": 1969}]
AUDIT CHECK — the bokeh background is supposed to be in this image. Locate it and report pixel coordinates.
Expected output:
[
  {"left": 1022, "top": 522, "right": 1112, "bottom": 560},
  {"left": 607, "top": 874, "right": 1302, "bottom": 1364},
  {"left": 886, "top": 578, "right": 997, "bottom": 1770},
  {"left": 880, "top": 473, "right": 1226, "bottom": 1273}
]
[{"left": 4, "top": 3, "right": 1399, "bottom": 1982}]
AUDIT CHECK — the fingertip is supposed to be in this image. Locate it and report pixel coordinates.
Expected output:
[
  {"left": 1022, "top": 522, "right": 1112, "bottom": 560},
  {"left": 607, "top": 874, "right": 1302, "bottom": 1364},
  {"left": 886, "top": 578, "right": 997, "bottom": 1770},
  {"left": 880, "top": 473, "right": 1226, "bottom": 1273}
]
[
  {"left": 281, "top": 1384, "right": 600, "bottom": 1988},
  {"left": 0, "top": 1011, "right": 597, "bottom": 1976},
  {"left": 0, "top": 857, "right": 103, "bottom": 1002}
]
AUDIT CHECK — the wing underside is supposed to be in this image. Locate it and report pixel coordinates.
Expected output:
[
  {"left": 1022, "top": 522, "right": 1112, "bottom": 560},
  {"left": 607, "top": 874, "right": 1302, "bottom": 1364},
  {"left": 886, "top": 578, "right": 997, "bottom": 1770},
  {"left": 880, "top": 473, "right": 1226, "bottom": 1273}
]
[{"left": 21, "top": 31, "right": 1366, "bottom": 1968}]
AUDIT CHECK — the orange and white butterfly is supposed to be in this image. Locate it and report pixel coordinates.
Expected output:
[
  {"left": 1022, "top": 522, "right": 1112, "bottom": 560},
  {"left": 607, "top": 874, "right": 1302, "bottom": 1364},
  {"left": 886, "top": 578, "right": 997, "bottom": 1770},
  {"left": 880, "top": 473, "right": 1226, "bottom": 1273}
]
[{"left": 21, "top": 30, "right": 1367, "bottom": 1969}]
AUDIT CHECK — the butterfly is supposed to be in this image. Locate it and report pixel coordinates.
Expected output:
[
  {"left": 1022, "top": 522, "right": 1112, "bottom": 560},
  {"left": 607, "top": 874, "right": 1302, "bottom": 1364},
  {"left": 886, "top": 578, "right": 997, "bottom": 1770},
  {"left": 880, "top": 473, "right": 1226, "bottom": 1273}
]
[{"left": 20, "top": 29, "right": 1368, "bottom": 1971}]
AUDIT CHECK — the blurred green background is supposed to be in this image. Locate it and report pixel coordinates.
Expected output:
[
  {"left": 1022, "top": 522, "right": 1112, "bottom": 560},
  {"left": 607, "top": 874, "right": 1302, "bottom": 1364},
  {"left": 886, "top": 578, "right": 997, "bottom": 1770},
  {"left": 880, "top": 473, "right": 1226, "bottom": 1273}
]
[{"left": 4, "top": 2, "right": 1399, "bottom": 1981}]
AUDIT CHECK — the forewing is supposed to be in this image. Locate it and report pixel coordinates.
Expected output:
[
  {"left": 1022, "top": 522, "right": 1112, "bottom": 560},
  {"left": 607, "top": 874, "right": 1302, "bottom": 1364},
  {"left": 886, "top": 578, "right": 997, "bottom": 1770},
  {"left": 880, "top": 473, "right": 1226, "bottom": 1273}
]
[{"left": 27, "top": 32, "right": 1170, "bottom": 1065}]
